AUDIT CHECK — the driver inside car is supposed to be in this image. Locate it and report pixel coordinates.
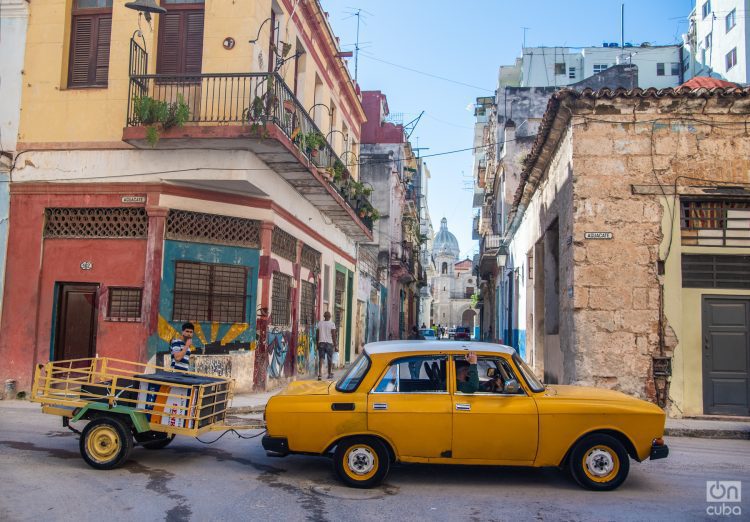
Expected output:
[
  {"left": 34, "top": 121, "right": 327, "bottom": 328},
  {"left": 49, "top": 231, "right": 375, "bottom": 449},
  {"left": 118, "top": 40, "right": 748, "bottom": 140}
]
[{"left": 455, "top": 352, "right": 479, "bottom": 393}]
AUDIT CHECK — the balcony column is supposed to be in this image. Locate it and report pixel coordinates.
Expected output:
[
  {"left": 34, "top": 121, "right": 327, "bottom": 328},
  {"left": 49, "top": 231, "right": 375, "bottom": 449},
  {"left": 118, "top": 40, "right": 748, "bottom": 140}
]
[
  {"left": 290, "top": 241, "right": 303, "bottom": 377},
  {"left": 253, "top": 221, "right": 274, "bottom": 391}
]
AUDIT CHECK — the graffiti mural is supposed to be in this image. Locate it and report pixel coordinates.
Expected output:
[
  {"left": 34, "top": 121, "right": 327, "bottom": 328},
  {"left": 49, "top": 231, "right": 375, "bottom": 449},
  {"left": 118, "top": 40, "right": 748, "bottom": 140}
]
[
  {"left": 267, "top": 328, "right": 291, "bottom": 379},
  {"left": 296, "top": 326, "right": 318, "bottom": 376}
]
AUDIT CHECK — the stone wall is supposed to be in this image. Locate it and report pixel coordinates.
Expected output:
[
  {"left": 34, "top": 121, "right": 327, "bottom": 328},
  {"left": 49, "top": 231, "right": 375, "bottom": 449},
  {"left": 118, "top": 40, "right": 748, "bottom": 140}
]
[{"left": 568, "top": 94, "right": 750, "bottom": 401}]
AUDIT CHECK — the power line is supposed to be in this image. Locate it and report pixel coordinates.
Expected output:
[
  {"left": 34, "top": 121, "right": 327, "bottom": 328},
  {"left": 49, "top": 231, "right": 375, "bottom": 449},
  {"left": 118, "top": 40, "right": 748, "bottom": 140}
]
[{"left": 358, "top": 51, "right": 494, "bottom": 92}]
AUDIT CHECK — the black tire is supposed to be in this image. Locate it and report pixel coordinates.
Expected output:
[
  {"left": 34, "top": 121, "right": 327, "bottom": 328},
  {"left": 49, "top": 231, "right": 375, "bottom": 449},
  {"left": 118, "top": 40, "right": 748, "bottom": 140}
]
[
  {"left": 79, "top": 416, "right": 134, "bottom": 470},
  {"left": 136, "top": 432, "right": 176, "bottom": 450},
  {"left": 333, "top": 436, "right": 390, "bottom": 489},
  {"left": 568, "top": 433, "right": 630, "bottom": 491}
]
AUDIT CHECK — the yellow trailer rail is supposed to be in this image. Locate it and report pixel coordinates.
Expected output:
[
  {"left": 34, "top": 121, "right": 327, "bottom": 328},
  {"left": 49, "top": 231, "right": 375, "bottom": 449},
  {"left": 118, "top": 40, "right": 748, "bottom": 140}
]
[{"left": 32, "top": 357, "right": 265, "bottom": 469}]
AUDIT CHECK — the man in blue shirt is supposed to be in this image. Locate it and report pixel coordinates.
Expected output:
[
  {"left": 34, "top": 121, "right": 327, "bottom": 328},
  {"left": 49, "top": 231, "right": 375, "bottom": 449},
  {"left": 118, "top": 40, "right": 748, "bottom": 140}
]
[{"left": 170, "top": 322, "right": 194, "bottom": 371}]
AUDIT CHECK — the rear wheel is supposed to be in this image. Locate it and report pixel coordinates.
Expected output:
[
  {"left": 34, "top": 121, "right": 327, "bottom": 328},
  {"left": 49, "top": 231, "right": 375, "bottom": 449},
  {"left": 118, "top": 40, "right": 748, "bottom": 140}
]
[
  {"left": 333, "top": 437, "right": 390, "bottom": 488},
  {"left": 80, "top": 416, "right": 133, "bottom": 470},
  {"left": 568, "top": 434, "right": 630, "bottom": 491}
]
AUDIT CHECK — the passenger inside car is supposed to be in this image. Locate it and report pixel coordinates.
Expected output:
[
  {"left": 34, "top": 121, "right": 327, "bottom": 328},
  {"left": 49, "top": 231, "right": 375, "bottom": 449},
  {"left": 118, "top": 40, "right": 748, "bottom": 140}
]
[{"left": 455, "top": 352, "right": 479, "bottom": 393}]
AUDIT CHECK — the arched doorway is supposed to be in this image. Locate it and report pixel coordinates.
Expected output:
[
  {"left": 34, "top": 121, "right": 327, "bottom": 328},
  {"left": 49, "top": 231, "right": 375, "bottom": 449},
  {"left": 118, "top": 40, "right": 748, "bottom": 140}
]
[{"left": 461, "top": 309, "right": 476, "bottom": 328}]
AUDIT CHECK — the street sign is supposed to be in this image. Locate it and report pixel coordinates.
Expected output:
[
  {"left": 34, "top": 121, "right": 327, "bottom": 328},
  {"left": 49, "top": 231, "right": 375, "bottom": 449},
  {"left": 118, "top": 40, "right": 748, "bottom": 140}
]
[
  {"left": 121, "top": 196, "right": 146, "bottom": 204},
  {"left": 584, "top": 232, "right": 613, "bottom": 240}
]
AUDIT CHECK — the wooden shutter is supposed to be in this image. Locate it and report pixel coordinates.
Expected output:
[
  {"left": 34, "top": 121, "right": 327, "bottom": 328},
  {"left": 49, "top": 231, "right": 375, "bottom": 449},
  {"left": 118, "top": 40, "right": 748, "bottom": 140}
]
[
  {"left": 68, "top": 9, "right": 112, "bottom": 88},
  {"left": 157, "top": 5, "right": 204, "bottom": 75}
]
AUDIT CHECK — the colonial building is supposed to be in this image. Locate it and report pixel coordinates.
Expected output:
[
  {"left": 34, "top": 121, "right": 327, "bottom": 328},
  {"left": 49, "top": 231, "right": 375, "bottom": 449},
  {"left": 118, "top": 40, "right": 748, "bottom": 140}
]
[
  {"left": 499, "top": 84, "right": 750, "bottom": 417},
  {"left": 429, "top": 218, "right": 477, "bottom": 333},
  {"left": 359, "top": 90, "right": 426, "bottom": 341},
  {"left": 0, "top": 0, "right": 372, "bottom": 392}
]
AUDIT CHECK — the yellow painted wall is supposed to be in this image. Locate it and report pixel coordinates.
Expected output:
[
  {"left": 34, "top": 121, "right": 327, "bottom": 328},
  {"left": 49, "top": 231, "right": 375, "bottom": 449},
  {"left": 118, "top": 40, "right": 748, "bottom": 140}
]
[
  {"left": 19, "top": 0, "right": 362, "bottom": 172},
  {"left": 660, "top": 196, "right": 750, "bottom": 417}
]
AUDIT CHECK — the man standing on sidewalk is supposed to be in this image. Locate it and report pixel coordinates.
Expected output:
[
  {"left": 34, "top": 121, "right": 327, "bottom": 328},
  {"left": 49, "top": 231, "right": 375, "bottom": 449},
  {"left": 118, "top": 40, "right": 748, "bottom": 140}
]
[{"left": 316, "top": 311, "right": 337, "bottom": 380}]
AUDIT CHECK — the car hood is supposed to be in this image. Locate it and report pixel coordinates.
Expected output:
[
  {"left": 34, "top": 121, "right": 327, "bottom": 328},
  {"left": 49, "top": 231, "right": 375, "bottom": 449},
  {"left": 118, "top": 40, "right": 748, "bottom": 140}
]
[{"left": 277, "top": 380, "right": 333, "bottom": 396}]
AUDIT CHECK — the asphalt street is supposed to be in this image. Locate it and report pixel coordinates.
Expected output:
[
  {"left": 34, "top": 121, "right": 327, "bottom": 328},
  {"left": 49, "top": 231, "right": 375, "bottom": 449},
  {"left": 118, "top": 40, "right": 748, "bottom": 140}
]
[{"left": 0, "top": 403, "right": 748, "bottom": 521}]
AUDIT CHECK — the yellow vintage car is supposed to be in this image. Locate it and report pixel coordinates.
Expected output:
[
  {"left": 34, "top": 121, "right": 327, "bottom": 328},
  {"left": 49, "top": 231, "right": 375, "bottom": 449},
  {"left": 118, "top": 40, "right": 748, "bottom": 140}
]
[{"left": 262, "top": 341, "right": 669, "bottom": 490}]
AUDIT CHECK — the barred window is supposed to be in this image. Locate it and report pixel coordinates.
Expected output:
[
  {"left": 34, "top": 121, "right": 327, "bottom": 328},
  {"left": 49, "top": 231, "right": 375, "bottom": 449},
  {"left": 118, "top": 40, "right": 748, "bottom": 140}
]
[
  {"left": 334, "top": 270, "right": 345, "bottom": 328},
  {"left": 271, "top": 272, "right": 292, "bottom": 327},
  {"left": 272, "top": 227, "right": 297, "bottom": 261},
  {"left": 172, "top": 261, "right": 248, "bottom": 323},
  {"left": 300, "top": 280, "right": 316, "bottom": 326},
  {"left": 301, "top": 244, "right": 321, "bottom": 273},
  {"left": 680, "top": 199, "right": 750, "bottom": 247},
  {"left": 682, "top": 254, "right": 750, "bottom": 289},
  {"left": 107, "top": 287, "right": 142, "bottom": 321}
]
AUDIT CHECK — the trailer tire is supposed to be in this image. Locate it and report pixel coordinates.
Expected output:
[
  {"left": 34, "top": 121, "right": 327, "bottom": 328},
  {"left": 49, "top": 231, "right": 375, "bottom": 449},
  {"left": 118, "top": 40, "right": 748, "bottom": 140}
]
[{"left": 80, "top": 416, "right": 133, "bottom": 470}]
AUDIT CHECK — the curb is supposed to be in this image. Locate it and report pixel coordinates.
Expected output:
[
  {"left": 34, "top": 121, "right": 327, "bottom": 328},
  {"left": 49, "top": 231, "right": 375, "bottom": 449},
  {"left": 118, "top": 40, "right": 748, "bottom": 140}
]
[{"left": 665, "top": 428, "right": 750, "bottom": 440}]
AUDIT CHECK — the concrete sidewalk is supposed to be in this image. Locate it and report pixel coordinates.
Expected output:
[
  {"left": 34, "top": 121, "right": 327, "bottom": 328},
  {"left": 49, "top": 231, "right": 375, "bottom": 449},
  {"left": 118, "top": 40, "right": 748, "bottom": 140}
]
[{"left": 665, "top": 417, "right": 750, "bottom": 440}]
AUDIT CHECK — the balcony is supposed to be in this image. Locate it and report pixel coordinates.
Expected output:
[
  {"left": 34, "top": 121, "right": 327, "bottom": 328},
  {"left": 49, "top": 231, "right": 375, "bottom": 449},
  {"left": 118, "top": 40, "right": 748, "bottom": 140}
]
[
  {"left": 479, "top": 234, "right": 502, "bottom": 275},
  {"left": 390, "top": 241, "right": 415, "bottom": 283},
  {"left": 122, "top": 41, "right": 372, "bottom": 241}
]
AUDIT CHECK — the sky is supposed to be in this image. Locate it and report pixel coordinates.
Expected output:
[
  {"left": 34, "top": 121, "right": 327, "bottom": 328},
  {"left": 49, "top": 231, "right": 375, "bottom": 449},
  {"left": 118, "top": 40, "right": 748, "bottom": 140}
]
[{"left": 321, "top": 0, "right": 696, "bottom": 259}]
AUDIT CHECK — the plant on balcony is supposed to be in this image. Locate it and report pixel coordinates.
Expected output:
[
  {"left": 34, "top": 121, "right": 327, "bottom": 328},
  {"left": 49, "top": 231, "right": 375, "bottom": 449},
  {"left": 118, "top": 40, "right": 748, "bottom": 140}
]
[
  {"left": 357, "top": 200, "right": 380, "bottom": 222},
  {"left": 331, "top": 158, "right": 346, "bottom": 182},
  {"left": 132, "top": 94, "right": 190, "bottom": 147},
  {"left": 302, "top": 131, "right": 326, "bottom": 157}
]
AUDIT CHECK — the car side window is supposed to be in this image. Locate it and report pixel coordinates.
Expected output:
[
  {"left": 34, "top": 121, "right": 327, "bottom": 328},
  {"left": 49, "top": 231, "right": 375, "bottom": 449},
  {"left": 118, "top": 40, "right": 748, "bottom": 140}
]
[
  {"left": 476, "top": 357, "right": 525, "bottom": 395},
  {"left": 374, "top": 356, "right": 447, "bottom": 393}
]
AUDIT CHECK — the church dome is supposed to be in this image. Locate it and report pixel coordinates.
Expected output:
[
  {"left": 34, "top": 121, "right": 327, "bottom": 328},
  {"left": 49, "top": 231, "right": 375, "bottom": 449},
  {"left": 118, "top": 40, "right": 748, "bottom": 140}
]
[{"left": 433, "top": 218, "right": 460, "bottom": 259}]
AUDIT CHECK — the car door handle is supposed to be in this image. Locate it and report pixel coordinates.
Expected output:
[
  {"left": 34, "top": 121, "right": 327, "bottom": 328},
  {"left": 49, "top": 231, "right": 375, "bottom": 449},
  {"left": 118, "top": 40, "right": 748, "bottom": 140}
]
[
  {"left": 455, "top": 403, "right": 471, "bottom": 411},
  {"left": 373, "top": 403, "right": 388, "bottom": 410}
]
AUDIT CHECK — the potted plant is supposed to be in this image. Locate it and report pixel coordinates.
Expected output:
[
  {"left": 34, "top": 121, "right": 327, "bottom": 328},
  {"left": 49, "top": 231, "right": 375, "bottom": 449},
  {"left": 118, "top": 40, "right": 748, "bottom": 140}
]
[
  {"left": 132, "top": 94, "right": 190, "bottom": 147},
  {"left": 303, "top": 131, "right": 326, "bottom": 157}
]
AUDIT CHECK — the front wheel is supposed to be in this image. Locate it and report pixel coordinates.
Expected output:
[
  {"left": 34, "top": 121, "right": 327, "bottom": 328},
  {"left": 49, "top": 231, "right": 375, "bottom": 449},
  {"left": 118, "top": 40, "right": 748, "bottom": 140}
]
[
  {"left": 568, "top": 433, "right": 630, "bottom": 491},
  {"left": 79, "top": 416, "right": 134, "bottom": 470},
  {"left": 333, "top": 437, "right": 390, "bottom": 488}
]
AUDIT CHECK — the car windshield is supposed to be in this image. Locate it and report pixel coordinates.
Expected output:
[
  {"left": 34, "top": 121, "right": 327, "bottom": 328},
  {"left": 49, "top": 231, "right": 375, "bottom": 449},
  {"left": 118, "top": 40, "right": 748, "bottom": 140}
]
[
  {"left": 513, "top": 353, "right": 545, "bottom": 392},
  {"left": 336, "top": 353, "right": 371, "bottom": 392}
]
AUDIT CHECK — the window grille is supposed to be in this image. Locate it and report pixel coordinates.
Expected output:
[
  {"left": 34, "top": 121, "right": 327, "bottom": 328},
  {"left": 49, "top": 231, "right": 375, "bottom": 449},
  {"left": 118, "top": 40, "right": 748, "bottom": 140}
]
[
  {"left": 680, "top": 199, "right": 750, "bottom": 247},
  {"left": 271, "top": 227, "right": 297, "bottom": 261},
  {"left": 300, "top": 280, "right": 316, "bottom": 326},
  {"left": 44, "top": 208, "right": 148, "bottom": 238},
  {"left": 301, "top": 244, "right": 321, "bottom": 273},
  {"left": 682, "top": 254, "right": 750, "bottom": 289},
  {"left": 271, "top": 272, "right": 292, "bottom": 326},
  {"left": 107, "top": 287, "right": 142, "bottom": 320},
  {"left": 172, "top": 261, "right": 248, "bottom": 323},
  {"left": 166, "top": 210, "right": 260, "bottom": 248}
]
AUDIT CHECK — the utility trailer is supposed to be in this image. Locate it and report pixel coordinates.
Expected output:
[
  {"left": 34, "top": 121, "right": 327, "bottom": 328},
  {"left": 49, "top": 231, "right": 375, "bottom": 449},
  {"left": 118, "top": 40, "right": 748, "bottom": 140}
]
[{"left": 31, "top": 357, "right": 265, "bottom": 469}]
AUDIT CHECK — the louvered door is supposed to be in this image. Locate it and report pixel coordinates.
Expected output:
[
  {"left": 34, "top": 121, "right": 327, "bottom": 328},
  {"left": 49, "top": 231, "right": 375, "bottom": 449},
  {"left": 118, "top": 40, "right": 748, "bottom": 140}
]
[
  {"left": 68, "top": 0, "right": 112, "bottom": 88},
  {"left": 157, "top": 1, "right": 205, "bottom": 76}
]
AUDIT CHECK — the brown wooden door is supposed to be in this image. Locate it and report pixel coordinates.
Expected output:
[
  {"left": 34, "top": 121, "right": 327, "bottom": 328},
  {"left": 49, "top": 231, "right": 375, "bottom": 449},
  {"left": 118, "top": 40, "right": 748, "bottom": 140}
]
[
  {"left": 156, "top": 1, "right": 204, "bottom": 75},
  {"left": 54, "top": 283, "right": 99, "bottom": 361}
]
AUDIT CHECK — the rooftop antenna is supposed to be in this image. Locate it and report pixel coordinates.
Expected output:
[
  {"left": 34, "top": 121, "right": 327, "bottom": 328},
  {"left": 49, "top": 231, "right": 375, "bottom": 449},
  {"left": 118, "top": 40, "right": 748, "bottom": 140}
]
[
  {"left": 521, "top": 27, "right": 530, "bottom": 49},
  {"left": 344, "top": 8, "right": 372, "bottom": 83},
  {"left": 621, "top": 3, "right": 625, "bottom": 51}
]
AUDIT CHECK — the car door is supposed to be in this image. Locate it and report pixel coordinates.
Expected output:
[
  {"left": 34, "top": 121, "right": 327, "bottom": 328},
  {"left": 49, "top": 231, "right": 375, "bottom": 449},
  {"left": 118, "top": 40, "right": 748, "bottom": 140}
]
[
  {"left": 367, "top": 355, "right": 452, "bottom": 459},
  {"left": 451, "top": 355, "right": 539, "bottom": 463}
]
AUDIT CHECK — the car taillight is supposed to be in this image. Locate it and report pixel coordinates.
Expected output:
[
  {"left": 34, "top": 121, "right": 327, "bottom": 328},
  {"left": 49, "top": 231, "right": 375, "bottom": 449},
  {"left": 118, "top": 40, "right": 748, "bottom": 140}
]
[{"left": 653, "top": 437, "right": 664, "bottom": 446}]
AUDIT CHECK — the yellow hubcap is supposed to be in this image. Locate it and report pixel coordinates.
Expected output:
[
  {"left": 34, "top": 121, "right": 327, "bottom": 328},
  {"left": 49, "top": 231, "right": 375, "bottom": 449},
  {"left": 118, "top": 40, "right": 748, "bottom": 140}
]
[
  {"left": 582, "top": 445, "right": 620, "bottom": 483},
  {"left": 343, "top": 444, "right": 378, "bottom": 481},
  {"left": 87, "top": 425, "right": 121, "bottom": 463}
]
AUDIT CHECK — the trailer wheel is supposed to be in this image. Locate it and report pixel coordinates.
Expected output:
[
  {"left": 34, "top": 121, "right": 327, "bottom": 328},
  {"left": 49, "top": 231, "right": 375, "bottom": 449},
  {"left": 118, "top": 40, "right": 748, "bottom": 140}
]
[
  {"left": 80, "top": 416, "right": 133, "bottom": 470},
  {"left": 138, "top": 432, "right": 175, "bottom": 450}
]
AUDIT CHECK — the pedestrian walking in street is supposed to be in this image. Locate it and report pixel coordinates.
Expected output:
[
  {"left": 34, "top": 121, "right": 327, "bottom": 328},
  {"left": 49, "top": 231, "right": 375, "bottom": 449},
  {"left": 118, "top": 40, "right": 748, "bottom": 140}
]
[
  {"left": 170, "top": 322, "right": 194, "bottom": 371},
  {"left": 316, "top": 311, "right": 337, "bottom": 380}
]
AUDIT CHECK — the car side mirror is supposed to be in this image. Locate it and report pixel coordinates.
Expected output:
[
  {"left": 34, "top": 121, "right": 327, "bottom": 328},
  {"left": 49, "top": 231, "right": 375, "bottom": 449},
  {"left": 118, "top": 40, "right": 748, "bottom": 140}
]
[{"left": 503, "top": 378, "right": 520, "bottom": 394}]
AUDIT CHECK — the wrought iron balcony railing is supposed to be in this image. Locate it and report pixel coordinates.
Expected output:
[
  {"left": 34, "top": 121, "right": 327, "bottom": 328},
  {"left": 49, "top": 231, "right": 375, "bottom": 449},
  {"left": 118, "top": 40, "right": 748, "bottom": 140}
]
[{"left": 126, "top": 41, "right": 373, "bottom": 231}]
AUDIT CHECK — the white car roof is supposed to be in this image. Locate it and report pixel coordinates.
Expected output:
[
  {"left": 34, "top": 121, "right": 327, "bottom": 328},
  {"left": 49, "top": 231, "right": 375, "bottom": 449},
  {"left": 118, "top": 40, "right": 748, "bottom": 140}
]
[{"left": 364, "top": 341, "right": 516, "bottom": 356}]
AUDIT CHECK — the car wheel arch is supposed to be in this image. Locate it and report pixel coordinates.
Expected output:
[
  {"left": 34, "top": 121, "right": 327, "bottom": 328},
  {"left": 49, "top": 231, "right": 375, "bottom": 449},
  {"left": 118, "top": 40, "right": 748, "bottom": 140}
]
[
  {"left": 326, "top": 434, "right": 397, "bottom": 463},
  {"left": 559, "top": 428, "right": 639, "bottom": 467}
]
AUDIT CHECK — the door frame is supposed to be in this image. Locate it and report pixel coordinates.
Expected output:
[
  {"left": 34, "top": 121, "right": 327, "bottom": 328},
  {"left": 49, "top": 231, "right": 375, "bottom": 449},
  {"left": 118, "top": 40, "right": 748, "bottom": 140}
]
[
  {"left": 52, "top": 282, "right": 100, "bottom": 361},
  {"left": 701, "top": 294, "right": 750, "bottom": 416}
]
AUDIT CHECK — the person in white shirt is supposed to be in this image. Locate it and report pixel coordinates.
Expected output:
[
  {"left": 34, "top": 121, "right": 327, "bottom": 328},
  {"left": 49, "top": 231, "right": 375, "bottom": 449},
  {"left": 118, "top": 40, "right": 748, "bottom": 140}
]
[{"left": 316, "top": 311, "right": 338, "bottom": 380}]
